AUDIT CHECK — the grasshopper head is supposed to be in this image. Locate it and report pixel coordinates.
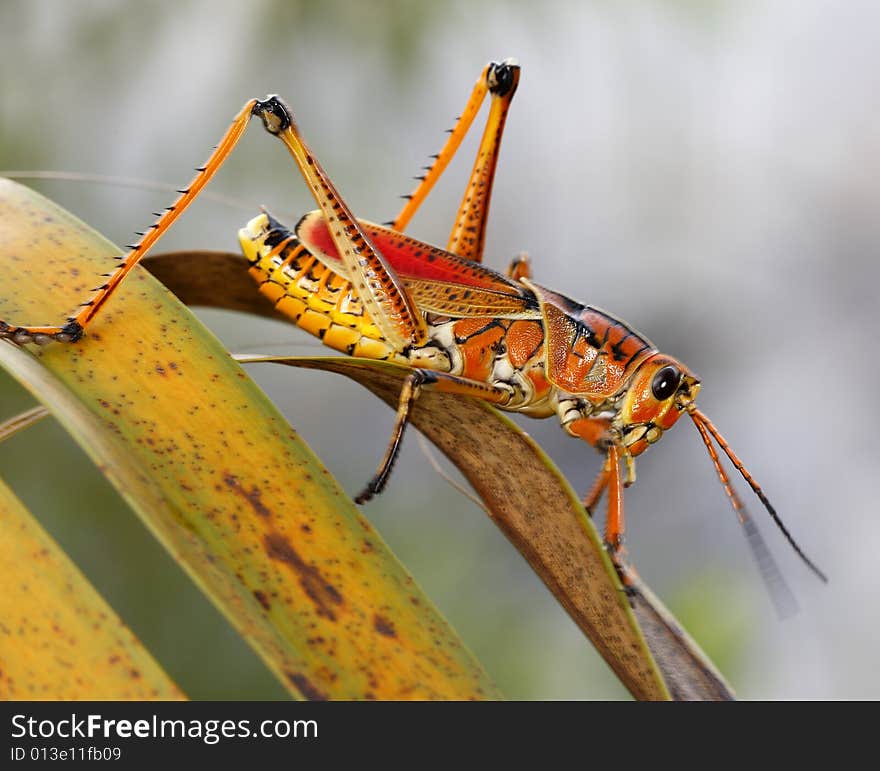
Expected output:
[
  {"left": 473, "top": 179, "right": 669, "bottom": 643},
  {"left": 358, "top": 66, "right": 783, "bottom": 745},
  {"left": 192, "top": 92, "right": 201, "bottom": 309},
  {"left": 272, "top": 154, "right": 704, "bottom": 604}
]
[
  {"left": 617, "top": 353, "right": 701, "bottom": 456},
  {"left": 618, "top": 353, "right": 828, "bottom": 587}
]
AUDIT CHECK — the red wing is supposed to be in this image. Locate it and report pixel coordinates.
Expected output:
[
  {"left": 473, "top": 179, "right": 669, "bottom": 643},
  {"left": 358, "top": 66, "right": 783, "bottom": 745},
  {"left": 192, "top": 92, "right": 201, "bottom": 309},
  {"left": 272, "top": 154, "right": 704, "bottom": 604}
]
[{"left": 296, "top": 211, "right": 531, "bottom": 298}]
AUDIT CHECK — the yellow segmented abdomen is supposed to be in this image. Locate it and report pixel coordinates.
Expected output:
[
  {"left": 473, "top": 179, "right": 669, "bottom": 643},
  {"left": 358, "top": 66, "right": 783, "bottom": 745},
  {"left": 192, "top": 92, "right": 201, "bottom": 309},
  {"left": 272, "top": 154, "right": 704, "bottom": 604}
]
[{"left": 239, "top": 213, "right": 407, "bottom": 362}]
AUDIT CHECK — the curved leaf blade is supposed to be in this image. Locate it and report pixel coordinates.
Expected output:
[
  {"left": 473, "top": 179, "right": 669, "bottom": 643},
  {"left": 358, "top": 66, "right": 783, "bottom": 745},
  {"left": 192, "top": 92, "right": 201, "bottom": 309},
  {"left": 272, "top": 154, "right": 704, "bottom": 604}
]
[
  {"left": 0, "top": 476, "right": 186, "bottom": 700},
  {"left": 139, "top": 249, "right": 733, "bottom": 699},
  {"left": 139, "top": 252, "right": 735, "bottom": 700},
  {"left": 627, "top": 578, "right": 734, "bottom": 700},
  {"left": 251, "top": 356, "right": 737, "bottom": 700},
  {"left": 146, "top": 252, "right": 735, "bottom": 700},
  {"left": 0, "top": 179, "right": 501, "bottom": 700},
  {"left": 246, "top": 355, "right": 675, "bottom": 701}
]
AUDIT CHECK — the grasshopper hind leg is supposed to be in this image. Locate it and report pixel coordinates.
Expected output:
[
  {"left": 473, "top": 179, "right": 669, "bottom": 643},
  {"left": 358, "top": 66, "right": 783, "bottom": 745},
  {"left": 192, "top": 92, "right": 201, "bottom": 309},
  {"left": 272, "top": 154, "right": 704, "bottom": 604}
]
[
  {"left": 1, "top": 99, "right": 261, "bottom": 344},
  {"left": 0, "top": 319, "right": 83, "bottom": 345}
]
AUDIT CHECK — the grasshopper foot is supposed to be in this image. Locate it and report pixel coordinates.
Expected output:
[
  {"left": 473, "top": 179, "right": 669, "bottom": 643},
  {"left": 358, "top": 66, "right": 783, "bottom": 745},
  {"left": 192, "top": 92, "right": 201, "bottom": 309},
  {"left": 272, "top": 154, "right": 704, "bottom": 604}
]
[
  {"left": 354, "top": 478, "right": 384, "bottom": 506},
  {"left": 0, "top": 319, "right": 84, "bottom": 345},
  {"left": 604, "top": 538, "right": 640, "bottom": 601}
]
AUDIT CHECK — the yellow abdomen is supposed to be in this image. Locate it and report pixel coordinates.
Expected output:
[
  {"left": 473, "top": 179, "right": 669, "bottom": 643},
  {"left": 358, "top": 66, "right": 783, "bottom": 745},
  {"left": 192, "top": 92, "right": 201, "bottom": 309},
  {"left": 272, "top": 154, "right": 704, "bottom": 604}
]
[{"left": 239, "top": 213, "right": 407, "bottom": 362}]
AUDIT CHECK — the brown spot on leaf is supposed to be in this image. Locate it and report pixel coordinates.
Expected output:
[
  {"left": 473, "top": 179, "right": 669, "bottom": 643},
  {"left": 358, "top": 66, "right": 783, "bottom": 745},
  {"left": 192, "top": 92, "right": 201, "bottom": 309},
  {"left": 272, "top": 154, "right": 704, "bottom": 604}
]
[
  {"left": 224, "top": 473, "right": 272, "bottom": 518},
  {"left": 264, "top": 533, "right": 343, "bottom": 620},
  {"left": 373, "top": 614, "right": 396, "bottom": 638},
  {"left": 253, "top": 590, "right": 271, "bottom": 611},
  {"left": 287, "top": 672, "right": 327, "bottom": 701}
]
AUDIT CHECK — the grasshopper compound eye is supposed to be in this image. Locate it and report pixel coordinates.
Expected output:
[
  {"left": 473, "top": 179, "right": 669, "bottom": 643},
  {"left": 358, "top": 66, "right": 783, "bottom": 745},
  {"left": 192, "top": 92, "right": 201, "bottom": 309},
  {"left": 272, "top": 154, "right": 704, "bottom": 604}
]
[{"left": 651, "top": 365, "right": 680, "bottom": 401}]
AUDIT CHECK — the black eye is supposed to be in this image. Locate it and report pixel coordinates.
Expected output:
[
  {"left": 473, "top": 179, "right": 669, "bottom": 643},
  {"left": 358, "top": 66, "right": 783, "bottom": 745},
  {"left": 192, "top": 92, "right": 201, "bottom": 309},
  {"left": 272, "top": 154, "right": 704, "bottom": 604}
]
[{"left": 651, "top": 365, "right": 680, "bottom": 401}]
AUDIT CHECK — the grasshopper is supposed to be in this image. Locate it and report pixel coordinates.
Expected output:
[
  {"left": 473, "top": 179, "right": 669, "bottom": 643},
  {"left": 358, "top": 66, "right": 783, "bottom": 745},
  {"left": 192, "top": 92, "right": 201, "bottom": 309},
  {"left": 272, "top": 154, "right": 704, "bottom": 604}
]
[{"left": 0, "top": 60, "right": 826, "bottom": 591}]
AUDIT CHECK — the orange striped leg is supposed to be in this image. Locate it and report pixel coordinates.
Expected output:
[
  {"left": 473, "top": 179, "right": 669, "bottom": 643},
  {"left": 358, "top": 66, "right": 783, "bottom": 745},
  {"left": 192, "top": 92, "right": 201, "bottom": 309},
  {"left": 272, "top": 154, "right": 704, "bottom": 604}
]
[
  {"left": 566, "top": 415, "right": 612, "bottom": 446},
  {"left": 390, "top": 65, "right": 488, "bottom": 232},
  {"left": 391, "top": 60, "right": 520, "bottom": 262},
  {"left": 446, "top": 60, "right": 520, "bottom": 262},
  {"left": 356, "top": 368, "right": 514, "bottom": 504},
  {"left": 605, "top": 445, "right": 624, "bottom": 551},
  {"left": 604, "top": 444, "right": 639, "bottom": 588},
  {"left": 0, "top": 99, "right": 261, "bottom": 344},
  {"left": 258, "top": 98, "right": 428, "bottom": 351},
  {"left": 567, "top": 416, "right": 638, "bottom": 586}
]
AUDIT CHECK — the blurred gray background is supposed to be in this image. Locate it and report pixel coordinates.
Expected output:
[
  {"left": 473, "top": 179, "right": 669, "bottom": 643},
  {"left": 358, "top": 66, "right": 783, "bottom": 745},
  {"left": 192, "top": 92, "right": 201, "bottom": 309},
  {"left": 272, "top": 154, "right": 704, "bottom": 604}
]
[{"left": 1, "top": 0, "right": 877, "bottom": 699}]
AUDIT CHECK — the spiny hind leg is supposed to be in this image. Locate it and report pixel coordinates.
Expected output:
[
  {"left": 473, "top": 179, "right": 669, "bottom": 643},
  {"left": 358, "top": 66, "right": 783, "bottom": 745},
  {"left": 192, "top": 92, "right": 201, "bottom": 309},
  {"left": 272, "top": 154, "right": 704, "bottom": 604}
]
[
  {"left": 258, "top": 97, "right": 428, "bottom": 351},
  {"left": 0, "top": 322, "right": 81, "bottom": 345},
  {"left": 391, "top": 59, "right": 521, "bottom": 266},
  {"left": 446, "top": 59, "right": 520, "bottom": 263},
  {"left": 0, "top": 99, "right": 262, "bottom": 344}
]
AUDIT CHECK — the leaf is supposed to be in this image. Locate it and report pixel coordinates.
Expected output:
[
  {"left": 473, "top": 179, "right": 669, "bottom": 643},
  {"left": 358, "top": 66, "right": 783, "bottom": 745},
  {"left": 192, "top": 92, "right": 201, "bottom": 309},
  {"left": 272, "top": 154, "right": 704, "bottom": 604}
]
[
  {"left": 144, "top": 250, "right": 735, "bottom": 700},
  {"left": 0, "top": 179, "right": 501, "bottom": 700},
  {"left": 0, "top": 476, "right": 186, "bottom": 700},
  {"left": 626, "top": 578, "right": 734, "bottom": 700},
  {"left": 0, "top": 406, "right": 49, "bottom": 442}
]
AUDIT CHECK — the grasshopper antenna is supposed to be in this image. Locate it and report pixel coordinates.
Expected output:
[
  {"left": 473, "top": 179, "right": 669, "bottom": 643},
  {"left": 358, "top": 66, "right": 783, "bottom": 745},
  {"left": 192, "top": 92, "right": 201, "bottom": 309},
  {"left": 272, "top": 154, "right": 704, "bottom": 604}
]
[
  {"left": 689, "top": 408, "right": 828, "bottom": 586},
  {"left": 691, "top": 415, "right": 798, "bottom": 618}
]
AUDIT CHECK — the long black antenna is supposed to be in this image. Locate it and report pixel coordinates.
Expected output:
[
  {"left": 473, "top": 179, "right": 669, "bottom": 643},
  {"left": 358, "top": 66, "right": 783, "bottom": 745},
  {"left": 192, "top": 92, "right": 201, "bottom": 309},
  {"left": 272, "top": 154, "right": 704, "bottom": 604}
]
[
  {"left": 691, "top": 414, "right": 799, "bottom": 617},
  {"left": 690, "top": 408, "right": 828, "bottom": 584}
]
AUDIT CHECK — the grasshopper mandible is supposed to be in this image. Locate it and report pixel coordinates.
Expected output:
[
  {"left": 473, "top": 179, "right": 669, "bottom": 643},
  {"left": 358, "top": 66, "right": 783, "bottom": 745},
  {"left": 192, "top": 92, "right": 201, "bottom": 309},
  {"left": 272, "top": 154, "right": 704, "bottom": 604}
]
[{"left": 0, "top": 59, "right": 826, "bottom": 591}]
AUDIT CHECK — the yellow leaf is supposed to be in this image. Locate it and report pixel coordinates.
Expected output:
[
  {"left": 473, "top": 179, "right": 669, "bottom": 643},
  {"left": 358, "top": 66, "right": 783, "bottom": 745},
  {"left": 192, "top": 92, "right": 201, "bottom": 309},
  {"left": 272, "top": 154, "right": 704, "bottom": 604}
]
[
  {"left": 0, "top": 476, "right": 185, "bottom": 700},
  {"left": 0, "top": 179, "right": 500, "bottom": 700}
]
